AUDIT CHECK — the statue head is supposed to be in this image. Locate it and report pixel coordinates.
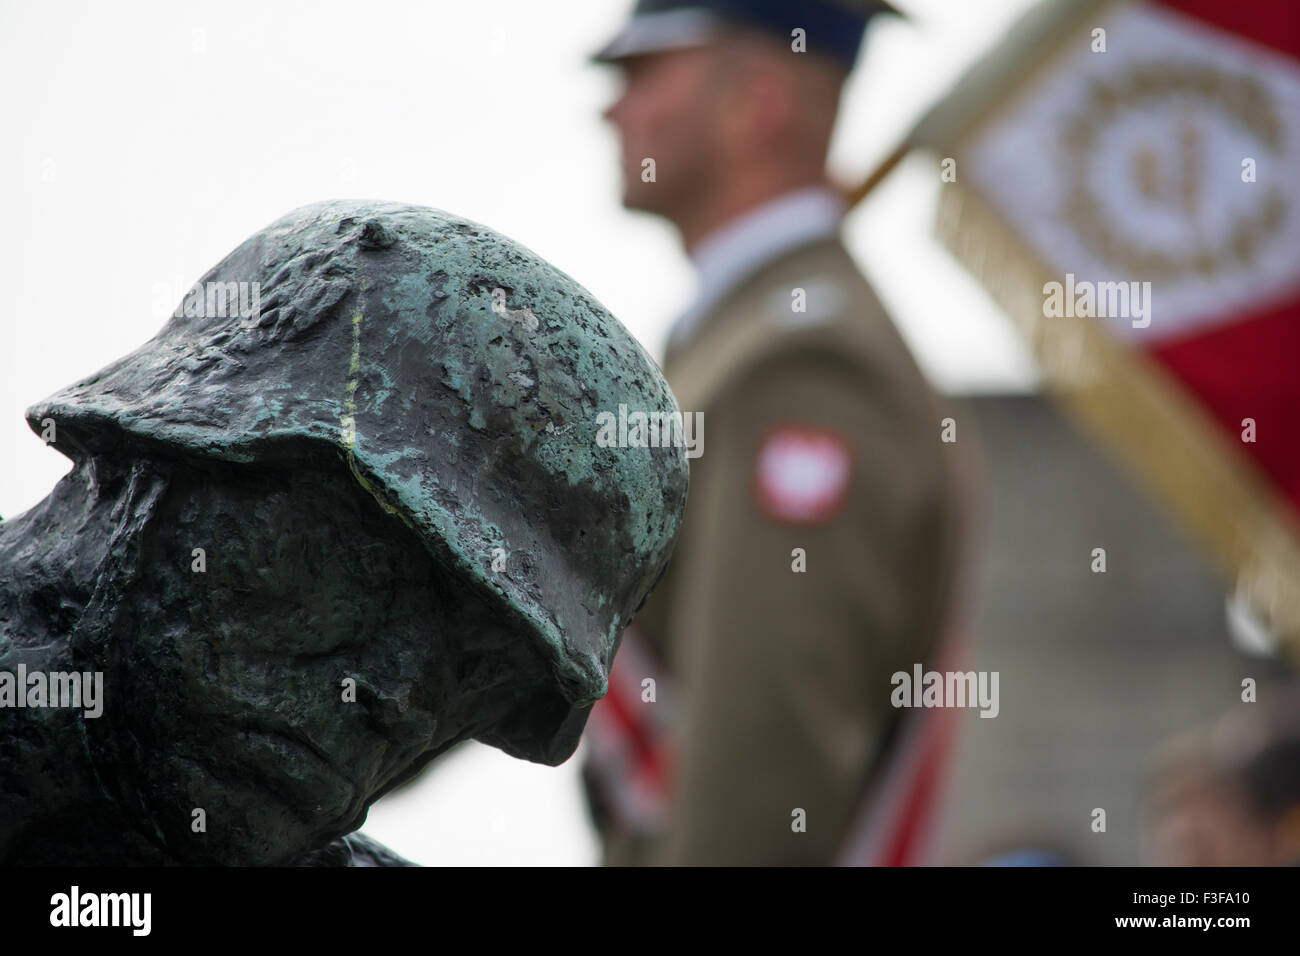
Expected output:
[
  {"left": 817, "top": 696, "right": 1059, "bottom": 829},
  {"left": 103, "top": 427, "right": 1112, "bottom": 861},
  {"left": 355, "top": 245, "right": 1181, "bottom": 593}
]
[{"left": 7, "top": 201, "right": 688, "bottom": 864}]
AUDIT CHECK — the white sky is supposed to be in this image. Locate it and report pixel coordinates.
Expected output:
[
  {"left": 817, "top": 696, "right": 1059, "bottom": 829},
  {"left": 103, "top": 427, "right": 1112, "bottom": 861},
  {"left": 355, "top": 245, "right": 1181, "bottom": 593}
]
[{"left": 0, "top": 0, "right": 1038, "bottom": 864}]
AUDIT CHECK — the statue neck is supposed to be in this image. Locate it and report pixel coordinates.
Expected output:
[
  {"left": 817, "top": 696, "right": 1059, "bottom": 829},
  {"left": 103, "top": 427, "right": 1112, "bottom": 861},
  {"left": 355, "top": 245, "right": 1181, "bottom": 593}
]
[{"left": 0, "top": 459, "right": 172, "bottom": 864}]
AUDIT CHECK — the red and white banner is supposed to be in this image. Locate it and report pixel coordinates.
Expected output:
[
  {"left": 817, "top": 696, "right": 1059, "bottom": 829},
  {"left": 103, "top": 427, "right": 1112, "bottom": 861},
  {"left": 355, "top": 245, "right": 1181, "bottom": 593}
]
[{"left": 924, "top": 0, "right": 1300, "bottom": 651}]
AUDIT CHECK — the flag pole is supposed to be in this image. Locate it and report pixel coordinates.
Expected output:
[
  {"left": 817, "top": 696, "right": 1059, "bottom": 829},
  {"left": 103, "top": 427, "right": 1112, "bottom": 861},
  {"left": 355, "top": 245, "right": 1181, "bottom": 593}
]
[{"left": 840, "top": 141, "right": 911, "bottom": 211}]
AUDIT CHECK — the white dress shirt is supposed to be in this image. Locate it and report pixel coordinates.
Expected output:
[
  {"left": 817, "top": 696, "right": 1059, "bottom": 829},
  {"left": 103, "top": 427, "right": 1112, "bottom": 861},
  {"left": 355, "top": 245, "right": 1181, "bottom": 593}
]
[{"left": 667, "top": 185, "right": 848, "bottom": 351}]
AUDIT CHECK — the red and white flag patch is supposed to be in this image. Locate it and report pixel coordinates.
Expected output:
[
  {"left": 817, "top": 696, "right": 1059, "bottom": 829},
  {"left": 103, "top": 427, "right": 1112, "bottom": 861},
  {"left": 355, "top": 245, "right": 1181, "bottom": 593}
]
[{"left": 753, "top": 425, "right": 853, "bottom": 524}]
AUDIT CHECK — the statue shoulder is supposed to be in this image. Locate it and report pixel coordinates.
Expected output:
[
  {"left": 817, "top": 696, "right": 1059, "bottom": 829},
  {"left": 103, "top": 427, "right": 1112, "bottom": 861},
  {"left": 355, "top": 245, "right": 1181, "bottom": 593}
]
[{"left": 289, "top": 831, "right": 417, "bottom": 866}]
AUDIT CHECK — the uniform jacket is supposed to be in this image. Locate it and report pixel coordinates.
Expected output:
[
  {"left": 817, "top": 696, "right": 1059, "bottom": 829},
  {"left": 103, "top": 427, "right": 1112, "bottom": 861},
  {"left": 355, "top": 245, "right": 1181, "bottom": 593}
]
[{"left": 585, "top": 232, "right": 970, "bottom": 866}]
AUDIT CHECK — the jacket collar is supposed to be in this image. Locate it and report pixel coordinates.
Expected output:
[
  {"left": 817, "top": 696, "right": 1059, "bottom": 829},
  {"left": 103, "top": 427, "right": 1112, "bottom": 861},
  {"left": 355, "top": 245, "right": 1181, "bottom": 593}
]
[{"left": 667, "top": 185, "right": 846, "bottom": 352}]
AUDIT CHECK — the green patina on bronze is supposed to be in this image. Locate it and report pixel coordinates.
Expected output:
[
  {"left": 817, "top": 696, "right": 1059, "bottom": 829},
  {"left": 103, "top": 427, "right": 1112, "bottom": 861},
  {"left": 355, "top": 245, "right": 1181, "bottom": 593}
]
[{"left": 27, "top": 200, "right": 689, "bottom": 757}]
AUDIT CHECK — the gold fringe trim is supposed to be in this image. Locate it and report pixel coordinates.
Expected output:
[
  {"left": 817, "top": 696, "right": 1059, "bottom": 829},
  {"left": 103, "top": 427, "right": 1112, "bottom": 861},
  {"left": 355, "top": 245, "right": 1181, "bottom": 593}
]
[{"left": 936, "top": 182, "right": 1300, "bottom": 658}]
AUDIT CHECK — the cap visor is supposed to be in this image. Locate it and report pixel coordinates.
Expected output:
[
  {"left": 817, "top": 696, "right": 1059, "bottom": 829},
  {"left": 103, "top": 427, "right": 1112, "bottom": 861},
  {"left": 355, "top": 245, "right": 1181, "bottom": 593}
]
[{"left": 592, "top": 9, "right": 725, "bottom": 63}]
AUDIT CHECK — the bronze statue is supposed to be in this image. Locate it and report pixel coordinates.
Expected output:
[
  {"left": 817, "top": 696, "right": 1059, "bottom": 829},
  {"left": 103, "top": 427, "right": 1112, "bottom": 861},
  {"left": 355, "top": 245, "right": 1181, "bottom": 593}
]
[{"left": 0, "top": 201, "right": 688, "bottom": 865}]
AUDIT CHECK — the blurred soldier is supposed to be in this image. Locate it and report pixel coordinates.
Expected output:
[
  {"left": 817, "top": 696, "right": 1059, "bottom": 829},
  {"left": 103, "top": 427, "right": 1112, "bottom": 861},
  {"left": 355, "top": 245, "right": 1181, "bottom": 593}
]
[
  {"left": 1147, "top": 688, "right": 1300, "bottom": 867},
  {"left": 583, "top": 0, "right": 973, "bottom": 865}
]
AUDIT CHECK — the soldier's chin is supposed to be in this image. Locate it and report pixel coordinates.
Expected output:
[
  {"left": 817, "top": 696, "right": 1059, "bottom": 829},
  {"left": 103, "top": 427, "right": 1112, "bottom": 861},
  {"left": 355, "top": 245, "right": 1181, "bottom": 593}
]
[{"left": 621, "top": 179, "right": 668, "bottom": 216}]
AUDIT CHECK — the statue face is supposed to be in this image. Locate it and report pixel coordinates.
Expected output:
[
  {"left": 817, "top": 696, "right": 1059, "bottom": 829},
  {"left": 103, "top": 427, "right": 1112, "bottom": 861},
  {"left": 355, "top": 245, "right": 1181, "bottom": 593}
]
[{"left": 81, "top": 456, "right": 548, "bottom": 865}]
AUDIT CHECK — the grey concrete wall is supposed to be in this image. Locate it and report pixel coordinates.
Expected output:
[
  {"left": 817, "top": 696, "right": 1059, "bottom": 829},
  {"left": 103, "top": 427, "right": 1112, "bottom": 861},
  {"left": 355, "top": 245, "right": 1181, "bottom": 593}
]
[{"left": 930, "top": 394, "right": 1290, "bottom": 865}]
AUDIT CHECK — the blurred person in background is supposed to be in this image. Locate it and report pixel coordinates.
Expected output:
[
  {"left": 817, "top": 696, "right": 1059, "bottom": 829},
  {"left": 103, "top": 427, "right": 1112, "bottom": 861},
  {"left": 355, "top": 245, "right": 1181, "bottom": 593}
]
[
  {"left": 1147, "top": 687, "right": 1300, "bottom": 866},
  {"left": 581, "top": 0, "right": 973, "bottom": 865}
]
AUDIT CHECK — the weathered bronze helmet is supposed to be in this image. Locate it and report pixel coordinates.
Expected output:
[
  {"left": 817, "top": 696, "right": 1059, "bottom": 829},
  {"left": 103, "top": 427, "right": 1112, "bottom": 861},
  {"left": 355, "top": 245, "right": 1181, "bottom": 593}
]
[{"left": 27, "top": 200, "right": 688, "bottom": 764}]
